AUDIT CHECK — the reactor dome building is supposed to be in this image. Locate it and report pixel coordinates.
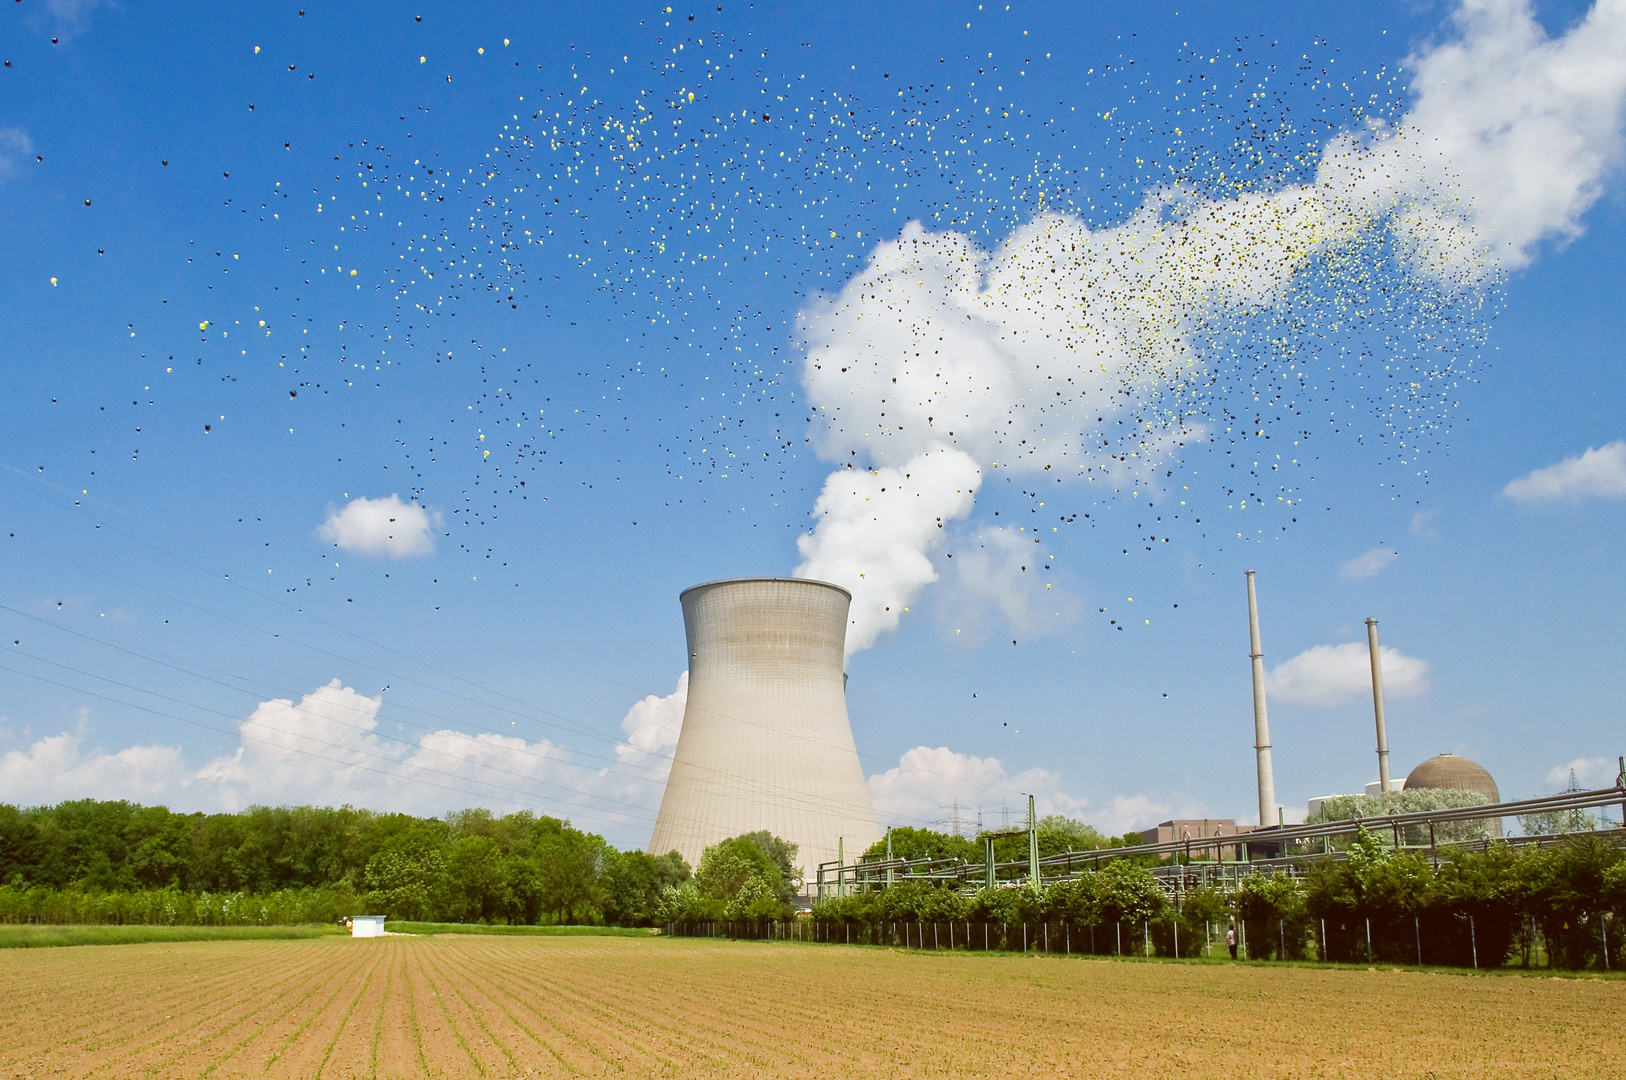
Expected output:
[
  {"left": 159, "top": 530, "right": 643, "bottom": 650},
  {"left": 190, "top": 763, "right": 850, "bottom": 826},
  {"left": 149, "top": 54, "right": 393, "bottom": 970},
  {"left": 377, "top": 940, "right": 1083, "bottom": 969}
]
[{"left": 648, "top": 577, "right": 883, "bottom": 876}]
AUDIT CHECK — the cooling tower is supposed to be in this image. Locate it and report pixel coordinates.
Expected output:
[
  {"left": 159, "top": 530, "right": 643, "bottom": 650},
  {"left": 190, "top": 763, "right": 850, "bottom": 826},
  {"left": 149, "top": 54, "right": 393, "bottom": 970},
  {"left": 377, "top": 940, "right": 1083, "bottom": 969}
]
[{"left": 648, "top": 577, "right": 882, "bottom": 878}]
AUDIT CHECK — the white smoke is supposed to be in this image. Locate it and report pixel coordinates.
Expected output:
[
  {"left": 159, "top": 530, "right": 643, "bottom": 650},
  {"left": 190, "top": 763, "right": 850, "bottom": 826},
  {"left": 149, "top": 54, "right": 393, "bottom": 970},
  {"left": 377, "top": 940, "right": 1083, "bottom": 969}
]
[
  {"left": 940, "top": 525, "right": 1074, "bottom": 639},
  {"left": 796, "top": 0, "right": 1626, "bottom": 654},
  {"left": 794, "top": 445, "right": 980, "bottom": 655}
]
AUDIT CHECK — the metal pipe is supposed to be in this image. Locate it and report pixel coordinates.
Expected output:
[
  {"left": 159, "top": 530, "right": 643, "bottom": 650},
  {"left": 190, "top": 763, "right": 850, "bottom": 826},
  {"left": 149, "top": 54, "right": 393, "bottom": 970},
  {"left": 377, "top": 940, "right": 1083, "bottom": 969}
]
[
  {"left": 1245, "top": 571, "right": 1277, "bottom": 827},
  {"left": 1027, "top": 794, "right": 1041, "bottom": 886},
  {"left": 1366, "top": 618, "right": 1392, "bottom": 793}
]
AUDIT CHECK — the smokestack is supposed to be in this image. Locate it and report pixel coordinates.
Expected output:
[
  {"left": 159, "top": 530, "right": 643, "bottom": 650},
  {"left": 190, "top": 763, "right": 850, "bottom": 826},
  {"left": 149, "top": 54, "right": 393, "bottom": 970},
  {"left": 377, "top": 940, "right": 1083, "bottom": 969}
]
[
  {"left": 1366, "top": 617, "right": 1392, "bottom": 793},
  {"left": 649, "top": 577, "right": 882, "bottom": 874},
  {"left": 1245, "top": 571, "right": 1276, "bottom": 828}
]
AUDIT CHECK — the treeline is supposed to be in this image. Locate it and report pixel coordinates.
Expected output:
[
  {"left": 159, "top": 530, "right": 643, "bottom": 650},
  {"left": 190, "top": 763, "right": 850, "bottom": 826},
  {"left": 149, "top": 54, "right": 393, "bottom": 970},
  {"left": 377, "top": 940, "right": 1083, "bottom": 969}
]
[
  {"left": 803, "top": 826, "right": 1626, "bottom": 970},
  {"left": 0, "top": 799, "right": 689, "bottom": 927},
  {"left": 860, "top": 818, "right": 1140, "bottom": 864}
]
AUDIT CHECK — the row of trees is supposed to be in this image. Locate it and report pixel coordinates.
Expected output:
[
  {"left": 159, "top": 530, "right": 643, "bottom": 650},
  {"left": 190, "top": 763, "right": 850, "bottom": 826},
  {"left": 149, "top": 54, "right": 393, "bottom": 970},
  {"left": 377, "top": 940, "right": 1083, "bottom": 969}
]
[
  {"left": 0, "top": 799, "right": 690, "bottom": 926},
  {"left": 798, "top": 827, "right": 1626, "bottom": 969},
  {"left": 860, "top": 817, "right": 1142, "bottom": 865}
]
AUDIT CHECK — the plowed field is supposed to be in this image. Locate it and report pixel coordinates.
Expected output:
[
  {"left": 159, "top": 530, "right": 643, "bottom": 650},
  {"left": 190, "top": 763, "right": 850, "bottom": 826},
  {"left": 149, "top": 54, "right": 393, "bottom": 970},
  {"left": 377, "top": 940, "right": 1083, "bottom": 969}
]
[{"left": 1, "top": 935, "right": 1620, "bottom": 1078}]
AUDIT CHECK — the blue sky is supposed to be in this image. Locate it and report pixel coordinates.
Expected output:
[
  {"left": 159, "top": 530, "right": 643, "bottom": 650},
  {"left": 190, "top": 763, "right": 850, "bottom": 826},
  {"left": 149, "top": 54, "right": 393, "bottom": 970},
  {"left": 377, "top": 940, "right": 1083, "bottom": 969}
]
[{"left": 2, "top": 0, "right": 1623, "bottom": 848}]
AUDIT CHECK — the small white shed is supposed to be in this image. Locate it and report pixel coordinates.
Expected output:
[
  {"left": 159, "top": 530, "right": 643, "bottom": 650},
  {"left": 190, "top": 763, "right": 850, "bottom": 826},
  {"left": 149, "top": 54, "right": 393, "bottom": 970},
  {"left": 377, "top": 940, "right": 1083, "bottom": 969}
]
[{"left": 350, "top": 916, "right": 387, "bottom": 938}]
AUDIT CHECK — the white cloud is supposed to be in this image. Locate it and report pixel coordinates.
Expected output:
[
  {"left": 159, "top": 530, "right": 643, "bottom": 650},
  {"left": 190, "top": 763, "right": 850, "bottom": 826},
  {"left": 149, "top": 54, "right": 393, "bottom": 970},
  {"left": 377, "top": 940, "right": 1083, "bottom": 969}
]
[
  {"left": 194, "top": 679, "right": 595, "bottom": 816},
  {"left": 866, "top": 745, "right": 1173, "bottom": 837},
  {"left": 1339, "top": 546, "right": 1399, "bottom": 579},
  {"left": 1502, "top": 440, "right": 1626, "bottom": 502},
  {"left": 1400, "top": 0, "right": 1626, "bottom": 269},
  {"left": 24, "top": 0, "right": 106, "bottom": 40},
  {"left": 1266, "top": 643, "right": 1432, "bottom": 707},
  {"left": 614, "top": 672, "right": 687, "bottom": 786},
  {"left": 0, "top": 731, "right": 189, "bottom": 806},
  {"left": 1, "top": 680, "right": 680, "bottom": 837},
  {"left": 0, "top": 128, "right": 33, "bottom": 183},
  {"left": 315, "top": 494, "right": 439, "bottom": 558},
  {"left": 1545, "top": 756, "right": 1620, "bottom": 789}
]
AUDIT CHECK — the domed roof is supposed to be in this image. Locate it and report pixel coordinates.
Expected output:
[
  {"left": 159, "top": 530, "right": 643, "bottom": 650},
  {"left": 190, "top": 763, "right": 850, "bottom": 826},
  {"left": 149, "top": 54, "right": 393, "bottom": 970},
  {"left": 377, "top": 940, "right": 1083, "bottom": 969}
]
[{"left": 1404, "top": 753, "right": 1500, "bottom": 803}]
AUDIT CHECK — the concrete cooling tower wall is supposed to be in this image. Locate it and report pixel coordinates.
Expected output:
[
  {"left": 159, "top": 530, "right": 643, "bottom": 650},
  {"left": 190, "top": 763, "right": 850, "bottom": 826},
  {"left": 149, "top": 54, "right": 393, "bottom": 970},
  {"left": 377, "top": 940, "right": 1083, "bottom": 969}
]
[{"left": 648, "top": 577, "right": 883, "bottom": 879}]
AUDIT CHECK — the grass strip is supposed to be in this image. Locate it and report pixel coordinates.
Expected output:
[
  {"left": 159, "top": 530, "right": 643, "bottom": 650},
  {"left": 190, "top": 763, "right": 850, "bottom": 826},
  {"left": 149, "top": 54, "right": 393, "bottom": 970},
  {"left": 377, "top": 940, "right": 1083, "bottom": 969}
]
[
  {"left": 384, "top": 922, "right": 651, "bottom": 938},
  {"left": 0, "top": 924, "right": 342, "bottom": 948}
]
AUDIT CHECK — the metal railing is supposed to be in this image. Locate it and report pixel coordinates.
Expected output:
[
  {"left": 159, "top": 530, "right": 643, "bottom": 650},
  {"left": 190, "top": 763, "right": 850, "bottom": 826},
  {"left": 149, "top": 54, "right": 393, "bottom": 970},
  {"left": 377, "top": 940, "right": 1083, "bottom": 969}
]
[{"left": 813, "top": 780, "right": 1626, "bottom": 898}]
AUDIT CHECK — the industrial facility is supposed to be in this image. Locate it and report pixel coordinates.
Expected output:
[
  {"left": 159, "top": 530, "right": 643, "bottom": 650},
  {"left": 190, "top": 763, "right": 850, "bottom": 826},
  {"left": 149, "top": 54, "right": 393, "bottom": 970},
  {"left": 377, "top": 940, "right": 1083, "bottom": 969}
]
[{"left": 648, "top": 577, "right": 883, "bottom": 875}]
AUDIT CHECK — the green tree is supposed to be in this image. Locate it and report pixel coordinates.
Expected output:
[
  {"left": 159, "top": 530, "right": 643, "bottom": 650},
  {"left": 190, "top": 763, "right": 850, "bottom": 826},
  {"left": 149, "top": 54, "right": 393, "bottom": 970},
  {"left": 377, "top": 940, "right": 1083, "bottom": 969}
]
[
  {"left": 364, "top": 845, "right": 450, "bottom": 921},
  {"left": 694, "top": 834, "right": 796, "bottom": 918},
  {"left": 533, "top": 824, "right": 611, "bottom": 924},
  {"left": 603, "top": 849, "right": 691, "bottom": 926},
  {"left": 861, "top": 827, "right": 978, "bottom": 865},
  {"left": 445, "top": 835, "right": 509, "bottom": 923},
  {"left": 1308, "top": 789, "right": 1495, "bottom": 846},
  {"left": 1094, "top": 861, "right": 1166, "bottom": 923}
]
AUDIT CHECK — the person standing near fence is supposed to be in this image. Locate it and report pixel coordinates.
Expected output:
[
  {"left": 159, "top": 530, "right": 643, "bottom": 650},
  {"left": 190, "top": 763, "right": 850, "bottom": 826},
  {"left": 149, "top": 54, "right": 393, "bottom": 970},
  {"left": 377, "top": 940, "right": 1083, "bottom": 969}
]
[{"left": 1227, "top": 924, "right": 1238, "bottom": 960}]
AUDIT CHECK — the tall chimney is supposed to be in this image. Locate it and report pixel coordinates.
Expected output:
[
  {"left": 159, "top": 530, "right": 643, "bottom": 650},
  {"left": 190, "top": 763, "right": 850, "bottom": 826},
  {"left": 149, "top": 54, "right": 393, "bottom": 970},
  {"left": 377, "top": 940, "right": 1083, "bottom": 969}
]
[
  {"left": 1245, "top": 571, "right": 1276, "bottom": 828},
  {"left": 1366, "top": 617, "right": 1392, "bottom": 793}
]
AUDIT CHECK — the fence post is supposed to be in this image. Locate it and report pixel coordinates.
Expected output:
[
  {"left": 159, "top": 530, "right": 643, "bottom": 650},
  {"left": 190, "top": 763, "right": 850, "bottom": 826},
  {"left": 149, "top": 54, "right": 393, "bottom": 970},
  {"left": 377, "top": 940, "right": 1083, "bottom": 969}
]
[
  {"left": 1602, "top": 914, "right": 1610, "bottom": 971},
  {"left": 1280, "top": 918, "right": 1286, "bottom": 961},
  {"left": 1173, "top": 918, "right": 1179, "bottom": 958},
  {"left": 1415, "top": 916, "right": 1422, "bottom": 966},
  {"left": 1470, "top": 915, "right": 1478, "bottom": 970},
  {"left": 1116, "top": 921, "right": 1121, "bottom": 956},
  {"left": 1143, "top": 920, "right": 1149, "bottom": 958},
  {"left": 1320, "top": 918, "right": 1326, "bottom": 962},
  {"left": 1365, "top": 918, "right": 1373, "bottom": 963}
]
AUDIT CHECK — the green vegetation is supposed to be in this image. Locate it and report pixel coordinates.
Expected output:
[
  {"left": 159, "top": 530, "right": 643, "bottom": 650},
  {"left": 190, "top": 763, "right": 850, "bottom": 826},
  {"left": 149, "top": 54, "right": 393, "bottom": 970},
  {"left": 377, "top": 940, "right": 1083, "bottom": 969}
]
[
  {"left": 1305, "top": 788, "right": 1496, "bottom": 845},
  {"left": 858, "top": 818, "right": 1132, "bottom": 867},
  {"left": 656, "top": 831, "right": 805, "bottom": 920},
  {"left": 385, "top": 921, "right": 653, "bottom": 937},
  {"left": 0, "top": 798, "right": 690, "bottom": 927},
  {"left": 0, "top": 923, "right": 341, "bottom": 948},
  {"left": 804, "top": 829, "right": 1625, "bottom": 970}
]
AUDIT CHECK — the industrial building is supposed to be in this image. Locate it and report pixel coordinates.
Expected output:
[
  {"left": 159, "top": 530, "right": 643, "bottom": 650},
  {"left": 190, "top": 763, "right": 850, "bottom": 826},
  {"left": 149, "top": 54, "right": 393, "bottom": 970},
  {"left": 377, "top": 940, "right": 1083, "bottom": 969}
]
[
  {"left": 1134, "top": 818, "right": 1260, "bottom": 849},
  {"left": 648, "top": 577, "right": 883, "bottom": 877}
]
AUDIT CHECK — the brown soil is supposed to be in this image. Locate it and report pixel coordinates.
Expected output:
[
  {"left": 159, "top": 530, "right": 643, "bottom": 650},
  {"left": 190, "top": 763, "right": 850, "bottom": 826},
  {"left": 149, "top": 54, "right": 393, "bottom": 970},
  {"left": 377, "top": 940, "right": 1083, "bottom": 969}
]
[{"left": 0, "top": 935, "right": 1620, "bottom": 1078}]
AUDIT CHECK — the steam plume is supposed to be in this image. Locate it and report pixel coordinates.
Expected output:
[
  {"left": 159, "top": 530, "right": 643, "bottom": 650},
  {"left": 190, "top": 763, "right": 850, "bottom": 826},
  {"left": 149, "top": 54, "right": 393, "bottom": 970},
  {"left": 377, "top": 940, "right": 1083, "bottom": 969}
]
[{"left": 795, "top": 1, "right": 1626, "bottom": 654}]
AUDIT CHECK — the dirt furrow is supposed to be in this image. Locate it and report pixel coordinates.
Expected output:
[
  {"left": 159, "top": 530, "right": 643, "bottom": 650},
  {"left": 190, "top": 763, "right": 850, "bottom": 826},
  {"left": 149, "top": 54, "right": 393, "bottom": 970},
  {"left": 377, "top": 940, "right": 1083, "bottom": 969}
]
[
  {"left": 0, "top": 943, "right": 264, "bottom": 1062},
  {"left": 473, "top": 940, "right": 782, "bottom": 1068},
  {"left": 0, "top": 935, "right": 1622, "bottom": 1078},
  {"left": 273, "top": 940, "right": 390, "bottom": 1079},
  {"left": 196, "top": 944, "right": 361, "bottom": 1079},
  {"left": 464, "top": 940, "right": 750, "bottom": 1072},
  {"left": 431, "top": 937, "right": 679, "bottom": 1074},
  {"left": 76, "top": 944, "right": 346, "bottom": 1078}
]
